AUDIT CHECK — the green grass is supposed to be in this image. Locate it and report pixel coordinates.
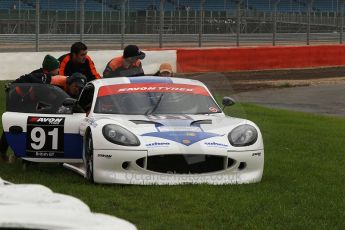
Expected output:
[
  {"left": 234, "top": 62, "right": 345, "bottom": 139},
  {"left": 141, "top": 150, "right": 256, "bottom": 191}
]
[{"left": 1, "top": 84, "right": 345, "bottom": 229}]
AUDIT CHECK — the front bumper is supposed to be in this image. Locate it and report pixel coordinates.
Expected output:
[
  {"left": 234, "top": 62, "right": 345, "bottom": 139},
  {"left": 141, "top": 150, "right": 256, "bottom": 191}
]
[{"left": 93, "top": 149, "right": 264, "bottom": 185}]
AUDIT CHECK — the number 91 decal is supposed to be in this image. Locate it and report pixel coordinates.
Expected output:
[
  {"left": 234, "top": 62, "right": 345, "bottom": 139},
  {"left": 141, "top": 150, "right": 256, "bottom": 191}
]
[{"left": 26, "top": 117, "right": 65, "bottom": 158}]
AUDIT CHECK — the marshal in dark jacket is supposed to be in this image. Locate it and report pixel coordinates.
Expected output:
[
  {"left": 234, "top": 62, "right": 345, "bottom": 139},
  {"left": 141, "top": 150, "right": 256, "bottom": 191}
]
[{"left": 59, "top": 53, "right": 101, "bottom": 82}]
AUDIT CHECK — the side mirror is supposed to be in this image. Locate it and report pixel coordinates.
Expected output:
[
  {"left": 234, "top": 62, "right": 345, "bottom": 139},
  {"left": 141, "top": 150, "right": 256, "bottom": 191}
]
[
  {"left": 222, "top": 97, "right": 236, "bottom": 109},
  {"left": 62, "top": 98, "right": 77, "bottom": 107}
]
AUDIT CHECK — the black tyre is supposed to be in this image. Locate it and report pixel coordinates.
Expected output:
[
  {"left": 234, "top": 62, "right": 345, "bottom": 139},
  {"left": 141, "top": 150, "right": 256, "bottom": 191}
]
[{"left": 85, "top": 133, "right": 94, "bottom": 183}]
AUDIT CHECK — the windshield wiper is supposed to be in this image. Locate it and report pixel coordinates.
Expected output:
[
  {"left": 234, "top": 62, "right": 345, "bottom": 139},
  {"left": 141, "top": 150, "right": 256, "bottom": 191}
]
[{"left": 145, "top": 93, "right": 165, "bottom": 115}]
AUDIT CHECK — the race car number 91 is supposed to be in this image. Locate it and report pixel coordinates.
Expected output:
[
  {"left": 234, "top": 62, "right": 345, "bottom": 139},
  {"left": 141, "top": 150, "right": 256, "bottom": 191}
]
[{"left": 26, "top": 117, "right": 65, "bottom": 158}]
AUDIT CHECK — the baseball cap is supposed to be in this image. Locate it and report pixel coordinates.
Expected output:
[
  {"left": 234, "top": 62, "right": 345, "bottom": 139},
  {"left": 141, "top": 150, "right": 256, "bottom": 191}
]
[
  {"left": 68, "top": 73, "right": 87, "bottom": 88},
  {"left": 159, "top": 63, "right": 173, "bottom": 74},
  {"left": 123, "top": 45, "right": 146, "bottom": 60}
]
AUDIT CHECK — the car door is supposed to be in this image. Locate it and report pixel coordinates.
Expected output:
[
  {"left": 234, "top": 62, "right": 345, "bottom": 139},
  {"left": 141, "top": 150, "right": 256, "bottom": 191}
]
[{"left": 2, "top": 83, "right": 86, "bottom": 163}]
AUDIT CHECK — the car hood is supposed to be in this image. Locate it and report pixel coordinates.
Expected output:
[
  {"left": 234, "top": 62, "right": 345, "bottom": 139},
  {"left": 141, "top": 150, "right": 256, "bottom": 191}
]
[
  {"left": 88, "top": 114, "right": 263, "bottom": 150},
  {"left": 92, "top": 114, "right": 248, "bottom": 135}
]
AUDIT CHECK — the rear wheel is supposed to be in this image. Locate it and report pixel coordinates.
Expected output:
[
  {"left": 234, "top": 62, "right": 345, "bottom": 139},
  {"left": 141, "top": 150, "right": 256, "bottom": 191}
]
[{"left": 85, "top": 133, "right": 94, "bottom": 183}]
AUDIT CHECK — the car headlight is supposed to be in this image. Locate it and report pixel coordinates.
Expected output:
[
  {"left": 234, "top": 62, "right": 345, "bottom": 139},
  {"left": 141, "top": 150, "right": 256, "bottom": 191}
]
[
  {"left": 228, "top": 125, "right": 258, "bottom": 147},
  {"left": 102, "top": 124, "right": 140, "bottom": 146}
]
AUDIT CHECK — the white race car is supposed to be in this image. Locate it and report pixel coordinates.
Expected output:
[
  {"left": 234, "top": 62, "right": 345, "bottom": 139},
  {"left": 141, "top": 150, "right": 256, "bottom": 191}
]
[{"left": 3, "top": 76, "right": 264, "bottom": 185}]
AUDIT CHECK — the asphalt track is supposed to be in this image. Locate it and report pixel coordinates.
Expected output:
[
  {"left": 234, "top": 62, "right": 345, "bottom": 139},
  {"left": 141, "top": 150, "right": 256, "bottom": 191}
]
[{"left": 233, "top": 84, "right": 345, "bottom": 117}]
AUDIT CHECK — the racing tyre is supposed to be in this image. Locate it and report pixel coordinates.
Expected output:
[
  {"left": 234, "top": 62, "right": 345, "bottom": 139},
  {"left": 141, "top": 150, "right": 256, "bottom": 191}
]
[{"left": 85, "top": 133, "right": 94, "bottom": 183}]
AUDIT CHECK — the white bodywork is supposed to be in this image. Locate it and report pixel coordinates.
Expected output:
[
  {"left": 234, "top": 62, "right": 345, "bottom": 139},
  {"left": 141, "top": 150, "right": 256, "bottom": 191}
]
[
  {"left": 0, "top": 177, "right": 136, "bottom": 230},
  {"left": 87, "top": 115, "right": 264, "bottom": 185},
  {"left": 81, "top": 77, "right": 264, "bottom": 185}
]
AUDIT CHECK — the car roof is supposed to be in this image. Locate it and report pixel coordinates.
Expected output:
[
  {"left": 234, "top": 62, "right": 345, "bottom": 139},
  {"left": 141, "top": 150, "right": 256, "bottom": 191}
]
[{"left": 91, "top": 76, "right": 206, "bottom": 88}]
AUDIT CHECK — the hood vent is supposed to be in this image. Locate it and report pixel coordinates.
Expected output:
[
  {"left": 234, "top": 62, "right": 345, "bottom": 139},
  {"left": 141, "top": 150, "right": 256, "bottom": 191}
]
[
  {"left": 130, "top": 120, "right": 163, "bottom": 126},
  {"left": 191, "top": 120, "right": 212, "bottom": 126}
]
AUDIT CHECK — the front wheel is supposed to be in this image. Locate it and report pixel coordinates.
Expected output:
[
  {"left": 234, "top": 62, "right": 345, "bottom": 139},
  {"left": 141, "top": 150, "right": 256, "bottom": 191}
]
[{"left": 85, "top": 133, "right": 94, "bottom": 183}]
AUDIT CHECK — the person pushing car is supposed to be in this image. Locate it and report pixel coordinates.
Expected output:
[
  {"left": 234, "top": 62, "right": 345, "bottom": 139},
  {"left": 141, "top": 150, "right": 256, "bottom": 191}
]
[
  {"left": 13, "top": 72, "right": 87, "bottom": 99},
  {"left": 103, "top": 45, "right": 145, "bottom": 78},
  {"left": 32, "top": 54, "right": 60, "bottom": 76},
  {"left": 59, "top": 42, "right": 101, "bottom": 82}
]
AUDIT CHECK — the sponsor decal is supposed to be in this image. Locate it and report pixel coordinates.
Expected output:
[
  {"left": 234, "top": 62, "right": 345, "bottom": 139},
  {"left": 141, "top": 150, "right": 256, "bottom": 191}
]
[
  {"left": 145, "top": 142, "right": 171, "bottom": 147},
  {"left": 87, "top": 118, "right": 98, "bottom": 128},
  {"left": 26, "top": 117, "right": 65, "bottom": 158},
  {"left": 35, "top": 152, "right": 56, "bottom": 157},
  {"left": 98, "top": 154, "right": 112, "bottom": 159},
  {"left": 158, "top": 127, "right": 201, "bottom": 132},
  {"left": 185, "top": 132, "right": 197, "bottom": 137},
  {"left": 182, "top": 139, "right": 191, "bottom": 145},
  {"left": 209, "top": 107, "right": 218, "bottom": 113},
  {"left": 119, "top": 86, "right": 193, "bottom": 93},
  {"left": 204, "top": 142, "right": 229, "bottom": 148},
  {"left": 29, "top": 117, "right": 64, "bottom": 125},
  {"left": 98, "top": 83, "right": 210, "bottom": 97}
]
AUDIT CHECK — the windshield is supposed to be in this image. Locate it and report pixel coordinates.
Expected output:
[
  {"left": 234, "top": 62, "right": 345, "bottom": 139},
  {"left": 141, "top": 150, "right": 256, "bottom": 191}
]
[{"left": 94, "top": 83, "right": 221, "bottom": 115}]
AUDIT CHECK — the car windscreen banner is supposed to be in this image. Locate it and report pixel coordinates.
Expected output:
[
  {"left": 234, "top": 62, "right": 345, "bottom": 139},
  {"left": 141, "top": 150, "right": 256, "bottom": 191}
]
[{"left": 98, "top": 83, "right": 211, "bottom": 97}]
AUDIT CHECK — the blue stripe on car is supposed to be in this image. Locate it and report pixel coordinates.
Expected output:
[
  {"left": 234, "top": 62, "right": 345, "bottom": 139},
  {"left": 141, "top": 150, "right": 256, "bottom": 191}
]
[
  {"left": 142, "top": 131, "right": 222, "bottom": 146},
  {"left": 5, "top": 132, "right": 83, "bottom": 159},
  {"left": 63, "top": 134, "right": 83, "bottom": 158},
  {"left": 5, "top": 132, "right": 26, "bottom": 157}
]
